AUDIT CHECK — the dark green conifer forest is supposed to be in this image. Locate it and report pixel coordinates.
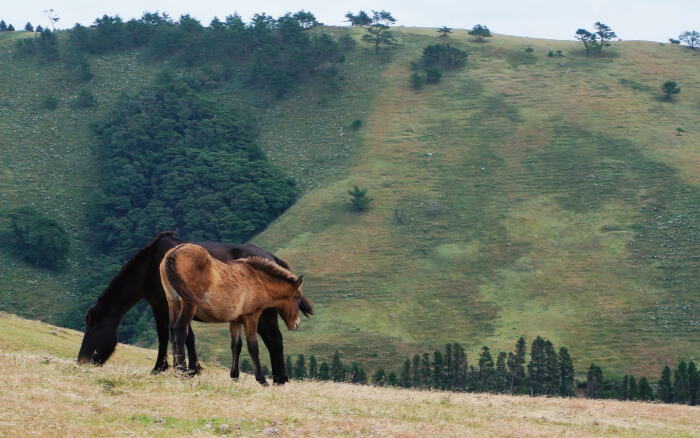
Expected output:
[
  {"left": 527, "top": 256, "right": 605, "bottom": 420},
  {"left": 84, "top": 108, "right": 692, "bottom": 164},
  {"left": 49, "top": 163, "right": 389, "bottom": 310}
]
[{"left": 289, "top": 339, "right": 698, "bottom": 406}]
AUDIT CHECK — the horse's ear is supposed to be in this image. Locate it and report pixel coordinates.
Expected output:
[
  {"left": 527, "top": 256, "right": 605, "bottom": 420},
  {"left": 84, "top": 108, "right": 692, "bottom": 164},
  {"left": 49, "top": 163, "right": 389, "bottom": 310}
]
[{"left": 296, "top": 275, "right": 303, "bottom": 288}]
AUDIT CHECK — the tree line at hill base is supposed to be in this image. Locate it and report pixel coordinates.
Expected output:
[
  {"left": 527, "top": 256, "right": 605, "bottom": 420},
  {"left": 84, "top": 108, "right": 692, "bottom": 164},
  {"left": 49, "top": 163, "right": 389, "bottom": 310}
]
[{"left": 259, "top": 336, "right": 698, "bottom": 405}]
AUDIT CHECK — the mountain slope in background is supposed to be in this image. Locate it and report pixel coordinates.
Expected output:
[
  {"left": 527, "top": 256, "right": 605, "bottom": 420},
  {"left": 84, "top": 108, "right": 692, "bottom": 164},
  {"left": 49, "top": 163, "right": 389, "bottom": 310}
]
[
  {"left": 249, "top": 28, "right": 699, "bottom": 375},
  {"left": 0, "top": 27, "right": 697, "bottom": 375}
]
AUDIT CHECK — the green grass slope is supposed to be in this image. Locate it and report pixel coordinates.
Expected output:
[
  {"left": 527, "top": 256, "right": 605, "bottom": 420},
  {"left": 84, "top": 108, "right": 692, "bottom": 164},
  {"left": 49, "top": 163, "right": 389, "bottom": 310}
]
[
  {"left": 0, "top": 31, "right": 161, "bottom": 323},
  {"left": 0, "top": 28, "right": 697, "bottom": 376},
  {"left": 247, "top": 28, "right": 699, "bottom": 375}
]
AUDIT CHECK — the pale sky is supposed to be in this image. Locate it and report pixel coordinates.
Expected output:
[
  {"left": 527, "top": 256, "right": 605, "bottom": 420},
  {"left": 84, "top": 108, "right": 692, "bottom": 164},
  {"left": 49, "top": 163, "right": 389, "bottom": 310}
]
[{"left": 2, "top": 1, "right": 698, "bottom": 42}]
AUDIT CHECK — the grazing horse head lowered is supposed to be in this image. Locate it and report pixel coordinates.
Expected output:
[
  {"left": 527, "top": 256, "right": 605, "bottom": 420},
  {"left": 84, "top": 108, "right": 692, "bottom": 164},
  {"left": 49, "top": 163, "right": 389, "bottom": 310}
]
[
  {"left": 77, "top": 302, "right": 118, "bottom": 365},
  {"left": 160, "top": 243, "right": 313, "bottom": 385}
]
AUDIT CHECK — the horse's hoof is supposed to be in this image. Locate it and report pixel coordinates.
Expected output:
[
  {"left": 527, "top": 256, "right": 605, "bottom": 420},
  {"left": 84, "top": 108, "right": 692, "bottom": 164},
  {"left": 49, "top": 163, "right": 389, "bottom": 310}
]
[
  {"left": 150, "top": 364, "right": 169, "bottom": 374},
  {"left": 273, "top": 374, "right": 289, "bottom": 385},
  {"left": 258, "top": 380, "right": 269, "bottom": 387}
]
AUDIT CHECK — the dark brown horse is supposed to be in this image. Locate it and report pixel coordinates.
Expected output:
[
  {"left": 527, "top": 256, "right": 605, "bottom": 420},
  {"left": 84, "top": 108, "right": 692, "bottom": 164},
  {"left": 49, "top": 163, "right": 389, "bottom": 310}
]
[
  {"left": 161, "top": 243, "right": 313, "bottom": 385},
  {"left": 77, "top": 231, "right": 295, "bottom": 384}
]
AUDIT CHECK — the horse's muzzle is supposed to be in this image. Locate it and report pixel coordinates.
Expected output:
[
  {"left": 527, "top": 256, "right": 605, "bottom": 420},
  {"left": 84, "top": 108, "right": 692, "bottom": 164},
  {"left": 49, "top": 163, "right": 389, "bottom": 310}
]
[{"left": 77, "top": 351, "right": 104, "bottom": 365}]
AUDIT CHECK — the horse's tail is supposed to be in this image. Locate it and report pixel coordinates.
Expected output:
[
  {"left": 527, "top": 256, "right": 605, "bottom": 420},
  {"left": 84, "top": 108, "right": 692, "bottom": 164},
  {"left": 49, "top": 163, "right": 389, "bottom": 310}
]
[
  {"left": 299, "top": 295, "right": 314, "bottom": 317},
  {"left": 162, "top": 245, "right": 206, "bottom": 307},
  {"left": 273, "top": 255, "right": 291, "bottom": 270}
]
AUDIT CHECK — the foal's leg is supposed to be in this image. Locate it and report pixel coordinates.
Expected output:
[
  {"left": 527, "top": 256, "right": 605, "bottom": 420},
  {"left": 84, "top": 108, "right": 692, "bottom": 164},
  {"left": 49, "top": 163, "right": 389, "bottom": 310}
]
[
  {"left": 185, "top": 324, "right": 201, "bottom": 375},
  {"left": 243, "top": 314, "right": 268, "bottom": 386},
  {"left": 229, "top": 322, "right": 243, "bottom": 380},
  {"left": 168, "top": 300, "right": 181, "bottom": 369},
  {"left": 170, "top": 303, "right": 197, "bottom": 372}
]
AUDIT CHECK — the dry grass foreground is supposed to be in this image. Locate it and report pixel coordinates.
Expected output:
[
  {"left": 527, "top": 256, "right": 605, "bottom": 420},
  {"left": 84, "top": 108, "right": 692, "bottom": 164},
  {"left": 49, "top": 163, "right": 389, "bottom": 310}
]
[{"left": 0, "top": 313, "right": 698, "bottom": 437}]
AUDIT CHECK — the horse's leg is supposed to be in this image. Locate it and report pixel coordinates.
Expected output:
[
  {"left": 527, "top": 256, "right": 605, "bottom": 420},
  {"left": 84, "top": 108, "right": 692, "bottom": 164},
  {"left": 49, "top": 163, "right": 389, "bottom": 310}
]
[
  {"left": 185, "top": 324, "right": 201, "bottom": 376},
  {"left": 258, "top": 309, "right": 288, "bottom": 385},
  {"left": 229, "top": 322, "right": 243, "bottom": 380},
  {"left": 243, "top": 314, "right": 268, "bottom": 386},
  {"left": 148, "top": 300, "right": 170, "bottom": 373}
]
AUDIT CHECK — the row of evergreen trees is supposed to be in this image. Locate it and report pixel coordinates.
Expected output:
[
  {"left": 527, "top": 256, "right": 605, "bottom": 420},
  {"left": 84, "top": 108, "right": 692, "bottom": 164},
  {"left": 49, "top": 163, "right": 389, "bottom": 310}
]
[
  {"left": 277, "top": 337, "right": 576, "bottom": 396},
  {"left": 0, "top": 20, "right": 40, "bottom": 32},
  {"left": 269, "top": 337, "right": 697, "bottom": 405},
  {"left": 14, "top": 11, "right": 350, "bottom": 97},
  {"left": 599, "top": 361, "right": 699, "bottom": 405}
]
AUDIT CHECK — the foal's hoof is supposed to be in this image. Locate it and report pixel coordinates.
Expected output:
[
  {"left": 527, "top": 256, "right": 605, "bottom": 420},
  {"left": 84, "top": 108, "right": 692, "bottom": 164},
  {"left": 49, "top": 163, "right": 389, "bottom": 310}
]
[{"left": 257, "top": 379, "right": 269, "bottom": 387}]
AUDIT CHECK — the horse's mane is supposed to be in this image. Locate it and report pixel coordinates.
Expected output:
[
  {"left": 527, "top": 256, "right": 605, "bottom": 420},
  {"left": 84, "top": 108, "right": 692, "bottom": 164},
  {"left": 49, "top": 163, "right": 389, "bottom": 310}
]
[
  {"left": 241, "top": 256, "right": 298, "bottom": 285},
  {"left": 91, "top": 231, "right": 178, "bottom": 313}
]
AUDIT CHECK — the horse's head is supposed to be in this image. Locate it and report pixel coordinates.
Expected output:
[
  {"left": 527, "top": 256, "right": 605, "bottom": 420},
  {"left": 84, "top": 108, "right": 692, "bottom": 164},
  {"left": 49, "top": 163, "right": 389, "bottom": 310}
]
[
  {"left": 279, "top": 276, "right": 313, "bottom": 331},
  {"left": 77, "top": 302, "right": 118, "bottom": 365}
]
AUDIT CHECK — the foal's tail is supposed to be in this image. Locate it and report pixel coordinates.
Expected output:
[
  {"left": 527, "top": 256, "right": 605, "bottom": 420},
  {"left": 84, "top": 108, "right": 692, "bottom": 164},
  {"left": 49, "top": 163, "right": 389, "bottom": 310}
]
[{"left": 162, "top": 245, "right": 205, "bottom": 307}]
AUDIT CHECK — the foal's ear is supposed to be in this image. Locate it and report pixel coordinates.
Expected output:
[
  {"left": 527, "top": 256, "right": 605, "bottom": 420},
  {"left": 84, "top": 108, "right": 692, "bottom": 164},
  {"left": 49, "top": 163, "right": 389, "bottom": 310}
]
[{"left": 296, "top": 275, "right": 303, "bottom": 288}]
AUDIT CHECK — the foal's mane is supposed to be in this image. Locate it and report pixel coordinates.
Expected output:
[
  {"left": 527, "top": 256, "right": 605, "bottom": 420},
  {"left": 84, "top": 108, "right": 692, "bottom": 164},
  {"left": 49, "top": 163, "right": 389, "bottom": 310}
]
[
  {"left": 240, "top": 256, "right": 313, "bottom": 316},
  {"left": 241, "top": 256, "right": 298, "bottom": 285}
]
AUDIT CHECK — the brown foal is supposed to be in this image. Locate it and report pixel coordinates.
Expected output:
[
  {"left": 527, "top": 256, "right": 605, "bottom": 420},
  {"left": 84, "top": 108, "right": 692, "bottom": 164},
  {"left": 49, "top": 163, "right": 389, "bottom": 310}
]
[{"left": 159, "top": 243, "right": 312, "bottom": 385}]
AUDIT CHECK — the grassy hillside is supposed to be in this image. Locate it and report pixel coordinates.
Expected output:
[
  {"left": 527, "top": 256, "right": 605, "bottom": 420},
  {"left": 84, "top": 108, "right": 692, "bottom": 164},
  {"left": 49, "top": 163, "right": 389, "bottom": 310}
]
[
  {"left": 249, "top": 28, "right": 699, "bottom": 375},
  {"left": 0, "top": 26, "right": 698, "bottom": 377},
  {"left": 1, "top": 312, "right": 698, "bottom": 437},
  {"left": 0, "top": 31, "right": 161, "bottom": 322}
]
